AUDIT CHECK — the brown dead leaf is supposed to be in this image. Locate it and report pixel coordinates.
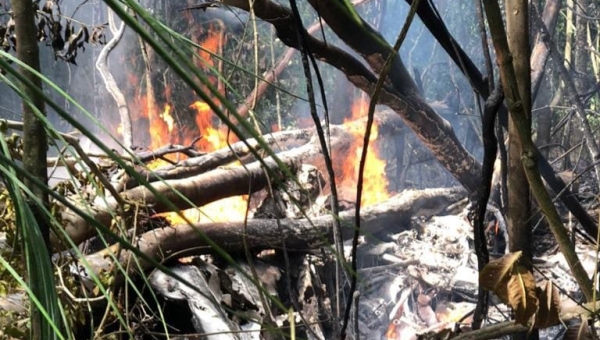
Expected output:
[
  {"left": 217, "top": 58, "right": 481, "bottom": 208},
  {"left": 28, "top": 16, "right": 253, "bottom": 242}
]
[
  {"left": 534, "top": 280, "right": 560, "bottom": 328},
  {"left": 480, "top": 251, "right": 538, "bottom": 326},
  {"left": 64, "top": 20, "right": 73, "bottom": 43},
  {"left": 37, "top": 18, "right": 47, "bottom": 42},
  {"left": 480, "top": 251, "right": 522, "bottom": 302},
  {"left": 90, "top": 24, "right": 107, "bottom": 45},
  {"left": 507, "top": 265, "right": 538, "bottom": 325}
]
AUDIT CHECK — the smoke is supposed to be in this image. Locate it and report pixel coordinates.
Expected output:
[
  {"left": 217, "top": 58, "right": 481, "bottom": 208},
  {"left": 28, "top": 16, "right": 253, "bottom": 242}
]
[
  {"left": 365, "top": 0, "right": 485, "bottom": 161},
  {"left": 0, "top": 1, "right": 111, "bottom": 154},
  {"left": 0, "top": 0, "right": 485, "bottom": 186}
]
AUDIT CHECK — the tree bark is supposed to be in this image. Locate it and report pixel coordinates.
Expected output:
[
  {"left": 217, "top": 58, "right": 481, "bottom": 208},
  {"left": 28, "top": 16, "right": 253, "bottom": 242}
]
[
  {"left": 506, "top": 117, "right": 536, "bottom": 338},
  {"left": 14, "top": 0, "right": 49, "bottom": 246},
  {"left": 505, "top": 0, "right": 533, "bottom": 266},
  {"left": 13, "top": 0, "right": 51, "bottom": 337},
  {"left": 220, "top": 0, "right": 482, "bottom": 194},
  {"left": 84, "top": 187, "right": 466, "bottom": 278}
]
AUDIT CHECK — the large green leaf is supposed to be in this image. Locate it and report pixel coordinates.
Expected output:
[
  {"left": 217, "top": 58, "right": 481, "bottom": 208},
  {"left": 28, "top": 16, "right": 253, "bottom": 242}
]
[{"left": 0, "top": 131, "right": 64, "bottom": 340}]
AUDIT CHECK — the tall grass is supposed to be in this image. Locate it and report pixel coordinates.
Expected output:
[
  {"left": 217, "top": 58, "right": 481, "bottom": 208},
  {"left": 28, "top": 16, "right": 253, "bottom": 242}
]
[{"left": 0, "top": 1, "right": 322, "bottom": 337}]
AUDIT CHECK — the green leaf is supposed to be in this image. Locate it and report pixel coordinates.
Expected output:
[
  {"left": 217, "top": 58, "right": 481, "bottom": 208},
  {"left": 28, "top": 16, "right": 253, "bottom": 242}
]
[{"left": 0, "top": 131, "right": 64, "bottom": 340}]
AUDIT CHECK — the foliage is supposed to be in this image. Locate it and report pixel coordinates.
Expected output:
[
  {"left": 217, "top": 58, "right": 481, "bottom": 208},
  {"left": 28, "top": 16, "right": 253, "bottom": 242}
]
[
  {"left": 0, "top": 0, "right": 598, "bottom": 338},
  {"left": 480, "top": 251, "right": 561, "bottom": 328},
  {"left": 480, "top": 252, "right": 538, "bottom": 326},
  {"left": 1, "top": 1, "right": 106, "bottom": 64}
]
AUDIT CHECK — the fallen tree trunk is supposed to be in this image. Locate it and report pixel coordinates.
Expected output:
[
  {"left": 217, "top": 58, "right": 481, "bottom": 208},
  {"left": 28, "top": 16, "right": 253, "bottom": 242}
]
[
  {"left": 128, "top": 110, "right": 404, "bottom": 186},
  {"left": 84, "top": 187, "right": 467, "bottom": 278},
  {"left": 126, "top": 128, "right": 313, "bottom": 188},
  {"left": 52, "top": 112, "right": 402, "bottom": 250},
  {"left": 52, "top": 156, "right": 295, "bottom": 250}
]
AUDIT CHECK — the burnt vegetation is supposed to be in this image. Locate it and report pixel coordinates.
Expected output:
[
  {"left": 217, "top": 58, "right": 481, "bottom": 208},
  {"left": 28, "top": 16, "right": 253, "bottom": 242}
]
[
  {"left": 0, "top": 0, "right": 599, "bottom": 339},
  {"left": 1, "top": 1, "right": 106, "bottom": 64}
]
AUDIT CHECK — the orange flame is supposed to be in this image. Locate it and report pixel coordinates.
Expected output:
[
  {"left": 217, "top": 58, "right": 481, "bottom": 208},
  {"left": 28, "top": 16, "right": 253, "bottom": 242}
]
[
  {"left": 133, "top": 27, "right": 247, "bottom": 224},
  {"left": 161, "top": 104, "right": 174, "bottom": 133},
  {"left": 340, "top": 96, "right": 390, "bottom": 206},
  {"left": 198, "top": 33, "right": 220, "bottom": 67},
  {"left": 133, "top": 94, "right": 171, "bottom": 150},
  {"left": 189, "top": 101, "right": 236, "bottom": 150},
  {"left": 194, "top": 24, "right": 223, "bottom": 70}
]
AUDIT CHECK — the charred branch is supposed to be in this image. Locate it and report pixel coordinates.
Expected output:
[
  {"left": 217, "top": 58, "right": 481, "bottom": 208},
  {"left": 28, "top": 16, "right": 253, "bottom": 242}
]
[
  {"left": 128, "top": 110, "right": 405, "bottom": 187},
  {"left": 48, "top": 111, "right": 406, "bottom": 249},
  {"left": 134, "top": 139, "right": 207, "bottom": 163},
  {"left": 84, "top": 187, "right": 467, "bottom": 277},
  {"left": 51, "top": 155, "right": 296, "bottom": 250},
  {"left": 127, "top": 128, "right": 313, "bottom": 188},
  {"left": 217, "top": 0, "right": 483, "bottom": 194}
]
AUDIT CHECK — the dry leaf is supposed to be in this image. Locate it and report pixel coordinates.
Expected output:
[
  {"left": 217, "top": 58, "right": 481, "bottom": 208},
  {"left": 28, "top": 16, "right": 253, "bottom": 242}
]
[
  {"left": 480, "top": 251, "right": 522, "bottom": 302},
  {"left": 534, "top": 280, "right": 560, "bottom": 328},
  {"left": 506, "top": 265, "right": 538, "bottom": 325},
  {"left": 480, "top": 251, "right": 538, "bottom": 326}
]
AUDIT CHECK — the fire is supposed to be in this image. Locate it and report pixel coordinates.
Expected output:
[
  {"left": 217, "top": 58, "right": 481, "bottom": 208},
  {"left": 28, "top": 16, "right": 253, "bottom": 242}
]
[
  {"left": 130, "top": 26, "right": 247, "bottom": 224},
  {"left": 132, "top": 94, "right": 171, "bottom": 150},
  {"left": 189, "top": 101, "right": 236, "bottom": 150},
  {"left": 123, "top": 17, "right": 389, "bottom": 227},
  {"left": 137, "top": 103, "right": 177, "bottom": 170},
  {"left": 160, "top": 104, "right": 175, "bottom": 133},
  {"left": 351, "top": 96, "right": 369, "bottom": 118},
  {"left": 340, "top": 96, "right": 390, "bottom": 206},
  {"left": 197, "top": 30, "right": 221, "bottom": 68},
  {"left": 162, "top": 100, "right": 247, "bottom": 223}
]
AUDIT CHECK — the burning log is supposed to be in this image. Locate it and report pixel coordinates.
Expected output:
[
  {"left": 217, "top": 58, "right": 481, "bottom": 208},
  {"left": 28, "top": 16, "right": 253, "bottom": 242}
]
[
  {"left": 126, "top": 127, "right": 313, "bottom": 188},
  {"left": 52, "top": 156, "right": 295, "bottom": 250},
  {"left": 82, "top": 187, "right": 467, "bottom": 279},
  {"left": 51, "top": 111, "right": 405, "bottom": 250},
  {"left": 128, "top": 109, "right": 404, "bottom": 185}
]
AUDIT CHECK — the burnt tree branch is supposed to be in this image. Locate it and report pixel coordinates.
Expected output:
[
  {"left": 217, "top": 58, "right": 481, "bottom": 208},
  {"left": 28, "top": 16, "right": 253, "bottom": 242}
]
[
  {"left": 51, "top": 112, "right": 404, "bottom": 250},
  {"left": 85, "top": 187, "right": 467, "bottom": 278},
  {"left": 217, "top": 0, "right": 482, "bottom": 194},
  {"left": 51, "top": 155, "right": 296, "bottom": 250}
]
